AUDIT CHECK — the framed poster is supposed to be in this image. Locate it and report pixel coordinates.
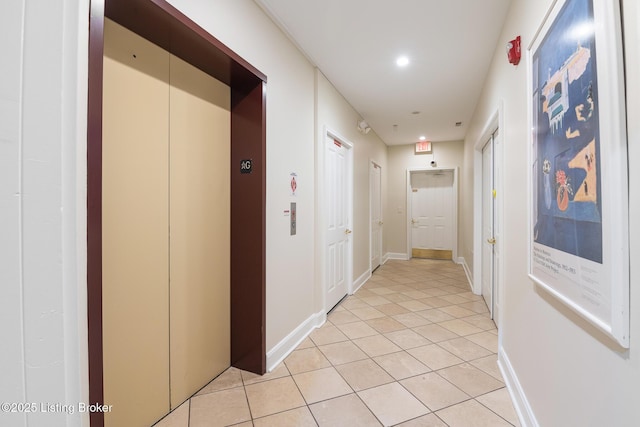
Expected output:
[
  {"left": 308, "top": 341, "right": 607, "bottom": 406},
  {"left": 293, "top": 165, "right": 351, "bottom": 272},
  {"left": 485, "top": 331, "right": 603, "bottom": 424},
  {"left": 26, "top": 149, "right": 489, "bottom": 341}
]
[{"left": 528, "top": 0, "right": 629, "bottom": 347}]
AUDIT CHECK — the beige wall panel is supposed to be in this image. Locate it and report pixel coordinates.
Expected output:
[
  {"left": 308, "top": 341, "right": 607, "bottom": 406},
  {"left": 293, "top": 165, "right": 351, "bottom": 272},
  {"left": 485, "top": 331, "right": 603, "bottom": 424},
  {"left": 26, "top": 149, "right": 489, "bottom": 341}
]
[
  {"left": 169, "top": 54, "right": 231, "bottom": 408},
  {"left": 102, "top": 19, "right": 170, "bottom": 427}
]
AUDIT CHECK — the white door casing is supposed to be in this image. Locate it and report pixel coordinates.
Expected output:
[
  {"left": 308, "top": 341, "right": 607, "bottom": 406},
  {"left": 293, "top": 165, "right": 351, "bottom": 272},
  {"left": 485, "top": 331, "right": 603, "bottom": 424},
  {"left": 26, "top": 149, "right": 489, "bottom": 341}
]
[
  {"left": 370, "top": 161, "right": 383, "bottom": 271},
  {"left": 324, "top": 131, "right": 353, "bottom": 311}
]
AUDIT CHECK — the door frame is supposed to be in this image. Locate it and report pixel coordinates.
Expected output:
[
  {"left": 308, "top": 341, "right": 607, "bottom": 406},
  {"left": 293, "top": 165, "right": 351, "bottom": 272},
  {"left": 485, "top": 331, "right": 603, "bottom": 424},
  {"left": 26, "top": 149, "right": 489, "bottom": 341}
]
[
  {"left": 319, "top": 126, "right": 354, "bottom": 313},
  {"left": 369, "top": 160, "right": 383, "bottom": 272},
  {"left": 87, "top": 1, "right": 266, "bottom": 425},
  {"left": 406, "top": 167, "right": 459, "bottom": 261},
  {"left": 481, "top": 137, "right": 496, "bottom": 319},
  {"left": 473, "top": 104, "right": 504, "bottom": 325}
]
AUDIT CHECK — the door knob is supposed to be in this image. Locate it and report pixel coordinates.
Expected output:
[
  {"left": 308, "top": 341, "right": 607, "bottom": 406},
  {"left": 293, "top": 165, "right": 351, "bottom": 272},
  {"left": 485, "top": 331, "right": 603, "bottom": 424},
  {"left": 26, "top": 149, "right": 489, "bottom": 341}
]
[
  {"left": 378, "top": 221, "right": 383, "bottom": 226},
  {"left": 411, "top": 219, "right": 416, "bottom": 224},
  {"left": 487, "top": 238, "right": 496, "bottom": 245},
  {"left": 345, "top": 229, "right": 352, "bottom": 235}
]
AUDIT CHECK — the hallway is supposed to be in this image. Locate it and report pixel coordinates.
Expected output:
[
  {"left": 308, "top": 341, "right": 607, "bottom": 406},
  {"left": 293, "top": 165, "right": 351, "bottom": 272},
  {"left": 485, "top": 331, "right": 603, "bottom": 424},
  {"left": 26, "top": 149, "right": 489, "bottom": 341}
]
[{"left": 155, "top": 259, "right": 519, "bottom": 427}]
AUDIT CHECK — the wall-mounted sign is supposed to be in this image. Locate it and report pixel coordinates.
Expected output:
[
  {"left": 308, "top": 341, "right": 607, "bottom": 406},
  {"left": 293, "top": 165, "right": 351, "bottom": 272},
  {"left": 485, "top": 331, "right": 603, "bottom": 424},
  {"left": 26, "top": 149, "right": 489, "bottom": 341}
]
[
  {"left": 290, "top": 172, "right": 298, "bottom": 196},
  {"left": 240, "top": 159, "right": 252, "bottom": 174},
  {"left": 415, "top": 141, "right": 432, "bottom": 154}
]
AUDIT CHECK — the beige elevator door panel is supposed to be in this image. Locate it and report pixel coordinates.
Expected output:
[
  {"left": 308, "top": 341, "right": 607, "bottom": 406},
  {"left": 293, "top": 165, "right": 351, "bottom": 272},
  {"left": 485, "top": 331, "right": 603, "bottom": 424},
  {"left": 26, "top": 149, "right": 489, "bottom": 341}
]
[
  {"left": 102, "top": 19, "right": 170, "bottom": 427},
  {"left": 169, "top": 54, "right": 231, "bottom": 408}
]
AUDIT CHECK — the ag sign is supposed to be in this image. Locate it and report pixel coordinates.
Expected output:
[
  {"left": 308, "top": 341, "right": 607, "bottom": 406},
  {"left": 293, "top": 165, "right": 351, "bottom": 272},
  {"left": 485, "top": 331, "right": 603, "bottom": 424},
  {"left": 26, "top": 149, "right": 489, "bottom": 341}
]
[{"left": 240, "top": 159, "right": 253, "bottom": 174}]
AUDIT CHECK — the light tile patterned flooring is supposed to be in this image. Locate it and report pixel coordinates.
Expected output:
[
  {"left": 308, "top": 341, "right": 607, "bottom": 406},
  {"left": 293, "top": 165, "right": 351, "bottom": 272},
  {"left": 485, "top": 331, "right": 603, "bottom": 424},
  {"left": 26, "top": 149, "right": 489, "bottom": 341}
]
[{"left": 155, "top": 259, "right": 521, "bottom": 427}]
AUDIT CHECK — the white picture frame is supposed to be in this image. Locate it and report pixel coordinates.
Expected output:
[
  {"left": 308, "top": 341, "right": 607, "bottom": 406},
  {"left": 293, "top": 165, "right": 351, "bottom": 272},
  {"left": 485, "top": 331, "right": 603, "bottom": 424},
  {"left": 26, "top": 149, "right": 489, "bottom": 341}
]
[{"left": 527, "top": 0, "right": 629, "bottom": 347}]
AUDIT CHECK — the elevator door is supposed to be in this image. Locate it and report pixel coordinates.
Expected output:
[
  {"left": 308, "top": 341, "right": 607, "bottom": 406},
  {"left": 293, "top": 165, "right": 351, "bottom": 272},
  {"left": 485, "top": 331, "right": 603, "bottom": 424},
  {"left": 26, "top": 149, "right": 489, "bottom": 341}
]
[
  {"left": 102, "top": 18, "right": 170, "bottom": 427},
  {"left": 102, "top": 18, "right": 230, "bottom": 427},
  {"left": 169, "top": 53, "right": 231, "bottom": 408}
]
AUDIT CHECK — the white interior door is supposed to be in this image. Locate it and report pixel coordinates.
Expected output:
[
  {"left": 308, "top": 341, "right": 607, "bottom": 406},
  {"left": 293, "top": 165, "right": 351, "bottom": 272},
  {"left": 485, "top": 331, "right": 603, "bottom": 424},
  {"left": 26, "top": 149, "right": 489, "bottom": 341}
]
[
  {"left": 325, "top": 135, "right": 350, "bottom": 311},
  {"left": 482, "top": 131, "right": 499, "bottom": 321},
  {"left": 370, "top": 162, "right": 382, "bottom": 271},
  {"left": 411, "top": 171, "right": 454, "bottom": 255},
  {"left": 493, "top": 129, "right": 501, "bottom": 323}
]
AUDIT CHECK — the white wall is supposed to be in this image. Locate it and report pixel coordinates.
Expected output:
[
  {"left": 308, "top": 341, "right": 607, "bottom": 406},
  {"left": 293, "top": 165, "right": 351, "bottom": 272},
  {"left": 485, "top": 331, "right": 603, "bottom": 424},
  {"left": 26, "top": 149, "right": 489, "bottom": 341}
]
[
  {"left": 463, "top": 0, "right": 640, "bottom": 424},
  {"left": 315, "top": 71, "right": 389, "bottom": 300},
  {"left": 0, "top": 1, "right": 89, "bottom": 426},
  {"left": 386, "top": 141, "right": 464, "bottom": 258}
]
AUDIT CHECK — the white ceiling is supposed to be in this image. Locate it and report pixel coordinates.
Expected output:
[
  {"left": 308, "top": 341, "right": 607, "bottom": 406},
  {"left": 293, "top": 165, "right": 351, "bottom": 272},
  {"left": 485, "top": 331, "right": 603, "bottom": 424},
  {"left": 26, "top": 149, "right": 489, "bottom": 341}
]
[{"left": 254, "top": 0, "right": 512, "bottom": 145}]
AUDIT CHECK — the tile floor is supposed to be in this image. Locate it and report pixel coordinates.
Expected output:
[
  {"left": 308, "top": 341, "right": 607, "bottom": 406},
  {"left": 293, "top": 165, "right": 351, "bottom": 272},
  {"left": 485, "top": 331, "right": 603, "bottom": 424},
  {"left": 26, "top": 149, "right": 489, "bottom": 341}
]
[{"left": 155, "top": 259, "right": 521, "bottom": 427}]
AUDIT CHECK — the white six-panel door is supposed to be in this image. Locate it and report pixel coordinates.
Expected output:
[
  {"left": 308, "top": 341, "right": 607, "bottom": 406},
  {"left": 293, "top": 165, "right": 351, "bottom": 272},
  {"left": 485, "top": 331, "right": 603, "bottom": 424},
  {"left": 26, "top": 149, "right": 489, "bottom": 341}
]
[
  {"left": 411, "top": 171, "right": 454, "bottom": 252},
  {"left": 481, "top": 128, "right": 500, "bottom": 323},
  {"left": 325, "top": 135, "right": 351, "bottom": 311},
  {"left": 482, "top": 139, "right": 495, "bottom": 318},
  {"left": 473, "top": 111, "right": 502, "bottom": 324}
]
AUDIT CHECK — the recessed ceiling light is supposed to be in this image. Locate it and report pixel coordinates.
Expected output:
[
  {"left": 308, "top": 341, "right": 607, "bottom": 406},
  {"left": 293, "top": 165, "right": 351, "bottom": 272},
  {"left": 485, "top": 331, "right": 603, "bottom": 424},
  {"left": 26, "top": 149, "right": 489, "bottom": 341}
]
[
  {"left": 396, "top": 56, "right": 409, "bottom": 67},
  {"left": 419, "top": 136, "right": 426, "bottom": 141}
]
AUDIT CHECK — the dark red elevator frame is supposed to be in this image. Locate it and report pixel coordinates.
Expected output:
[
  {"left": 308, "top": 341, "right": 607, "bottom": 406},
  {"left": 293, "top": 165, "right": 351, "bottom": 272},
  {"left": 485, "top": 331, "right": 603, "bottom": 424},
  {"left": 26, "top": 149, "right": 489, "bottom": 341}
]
[{"left": 87, "top": 1, "right": 266, "bottom": 425}]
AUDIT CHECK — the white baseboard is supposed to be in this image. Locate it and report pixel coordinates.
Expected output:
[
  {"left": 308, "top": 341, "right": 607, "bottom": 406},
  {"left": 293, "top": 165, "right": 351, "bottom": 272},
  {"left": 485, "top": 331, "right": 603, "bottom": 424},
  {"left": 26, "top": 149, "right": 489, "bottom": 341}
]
[
  {"left": 457, "top": 257, "right": 474, "bottom": 292},
  {"left": 384, "top": 252, "right": 409, "bottom": 261},
  {"left": 498, "top": 347, "right": 539, "bottom": 427},
  {"left": 352, "top": 269, "right": 371, "bottom": 293},
  {"left": 266, "top": 310, "right": 325, "bottom": 372}
]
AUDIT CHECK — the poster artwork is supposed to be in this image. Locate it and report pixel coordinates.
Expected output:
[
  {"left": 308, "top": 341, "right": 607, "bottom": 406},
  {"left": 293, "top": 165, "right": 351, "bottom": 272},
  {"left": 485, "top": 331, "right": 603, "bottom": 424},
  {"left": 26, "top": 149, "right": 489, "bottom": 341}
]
[
  {"left": 529, "top": 0, "right": 629, "bottom": 347},
  {"left": 530, "top": 0, "right": 611, "bottom": 324},
  {"left": 532, "top": 0, "right": 602, "bottom": 265}
]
